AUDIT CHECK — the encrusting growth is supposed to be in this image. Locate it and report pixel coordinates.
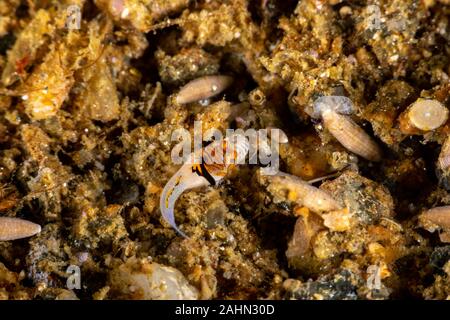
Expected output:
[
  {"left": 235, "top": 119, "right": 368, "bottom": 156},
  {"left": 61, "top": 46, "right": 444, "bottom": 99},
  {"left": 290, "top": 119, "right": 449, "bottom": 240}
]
[{"left": 438, "top": 136, "right": 450, "bottom": 173}]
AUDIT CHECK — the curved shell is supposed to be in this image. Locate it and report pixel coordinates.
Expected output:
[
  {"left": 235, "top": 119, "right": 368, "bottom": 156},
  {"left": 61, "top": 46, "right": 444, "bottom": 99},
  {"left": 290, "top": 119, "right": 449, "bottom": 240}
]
[
  {"left": 0, "top": 217, "right": 41, "bottom": 241},
  {"left": 263, "top": 171, "right": 342, "bottom": 213},
  {"left": 322, "top": 109, "right": 382, "bottom": 162},
  {"left": 438, "top": 136, "right": 450, "bottom": 172},
  {"left": 175, "top": 75, "right": 233, "bottom": 104}
]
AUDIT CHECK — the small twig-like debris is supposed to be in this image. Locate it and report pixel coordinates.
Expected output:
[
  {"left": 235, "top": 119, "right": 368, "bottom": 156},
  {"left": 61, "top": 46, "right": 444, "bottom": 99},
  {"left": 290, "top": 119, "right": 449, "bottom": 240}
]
[
  {"left": 175, "top": 75, "right": 233, "bottom": 104},
  {"left": 307, "top": 169, "right": 347, "bottom": 185},
  {"left": 137, "top": 82, "right": 162, "bottom": 119},
  {"left": 147, "top": 18, "right": 182, "bottom": 33},
  {"left": 0, "top": 217, "right": 41, "bottom": 241},
  {"left": 380, "top": 217, "right": 403, "bottom": 231}
]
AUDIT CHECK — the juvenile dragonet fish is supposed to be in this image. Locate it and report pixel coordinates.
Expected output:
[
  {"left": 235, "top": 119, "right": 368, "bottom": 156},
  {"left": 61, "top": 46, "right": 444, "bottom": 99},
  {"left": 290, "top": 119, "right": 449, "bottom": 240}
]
[{"left": 160, "top": 133, "right": 249, "bottom": 237}]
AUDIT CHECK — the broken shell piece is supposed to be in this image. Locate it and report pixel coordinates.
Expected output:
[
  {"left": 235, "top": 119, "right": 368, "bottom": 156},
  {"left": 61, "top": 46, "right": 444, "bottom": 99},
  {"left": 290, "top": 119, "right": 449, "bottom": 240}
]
[
  {"left": 0, "top": 217, "right": 41, "bottom": 241},
  {"left": 259, "top": 170, "right": 342, "bottom": 213},
  {"left": 109, "top": 258, "right": 199, "bottom": 299},
  {"left": 399, "top": 99, "right": 448, "bottom": 134},
  {"left": 438, "top": 136, "right": 450, "bottom": 172},
  {"left": 322, "top": 207, "right": 352, "bottom": 232},
  {"left": 419, "top": 206, "right": 450, "bottom": 243},
  {"left": 419, "top": 206, "right": 450, "bottom": 231},
  {"left": 286, "top": 212, "right": 324, "bottom": 258},
  {"left": 175, "top": 75, "right": 233, "bottom": 104}
]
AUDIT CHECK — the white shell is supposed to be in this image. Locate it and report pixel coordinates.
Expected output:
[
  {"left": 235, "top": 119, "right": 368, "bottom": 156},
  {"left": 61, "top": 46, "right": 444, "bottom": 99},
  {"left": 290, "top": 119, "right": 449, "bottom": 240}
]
[{"left": 175, "top": 75, "right": 233, "bottom": 104}]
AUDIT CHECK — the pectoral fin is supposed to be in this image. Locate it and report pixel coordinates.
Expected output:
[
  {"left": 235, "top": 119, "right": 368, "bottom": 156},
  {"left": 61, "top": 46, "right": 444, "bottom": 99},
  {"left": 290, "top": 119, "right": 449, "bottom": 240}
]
[{"left": 160, "top": 165, "right": 209, "bottom": 237}]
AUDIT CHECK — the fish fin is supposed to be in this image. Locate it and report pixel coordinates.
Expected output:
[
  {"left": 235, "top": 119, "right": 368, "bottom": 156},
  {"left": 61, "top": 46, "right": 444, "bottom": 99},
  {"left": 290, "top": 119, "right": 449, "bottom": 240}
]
[{"left": 160, "top": 165, "right": 209, "bottom": 237}]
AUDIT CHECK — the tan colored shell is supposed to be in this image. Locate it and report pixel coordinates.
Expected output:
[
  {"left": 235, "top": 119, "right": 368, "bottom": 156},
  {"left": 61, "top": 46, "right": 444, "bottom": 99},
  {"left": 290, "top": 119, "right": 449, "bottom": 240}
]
[
  {"left": 438, "top": 136, "right": 450, "bottom": 171},
  {"left": 0, "top": 217, "right": 41, "bottom": 241},
  {"left": 262, "top": 171, "right": 342, "bottom": 213},
  {"left": 419, "top": 206, "right": 450, "bottom": 231},
  {"left": 286, "top": 213, "right": 323, "bottom": 258},
  {"left": 175, "top": 75, "right": 233, "bottom": 104},
  {"left": 322, "top": 207, "right": 352, "bottom": 232},
  {"left": 399, "top": 99, "right": 448, "bottom": 134},
  {"left": 322, "top": 109, "right": 382, "bottom": 162},
  {"left": 439, "top": 231, "right": 450, "bottom": 243}
]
